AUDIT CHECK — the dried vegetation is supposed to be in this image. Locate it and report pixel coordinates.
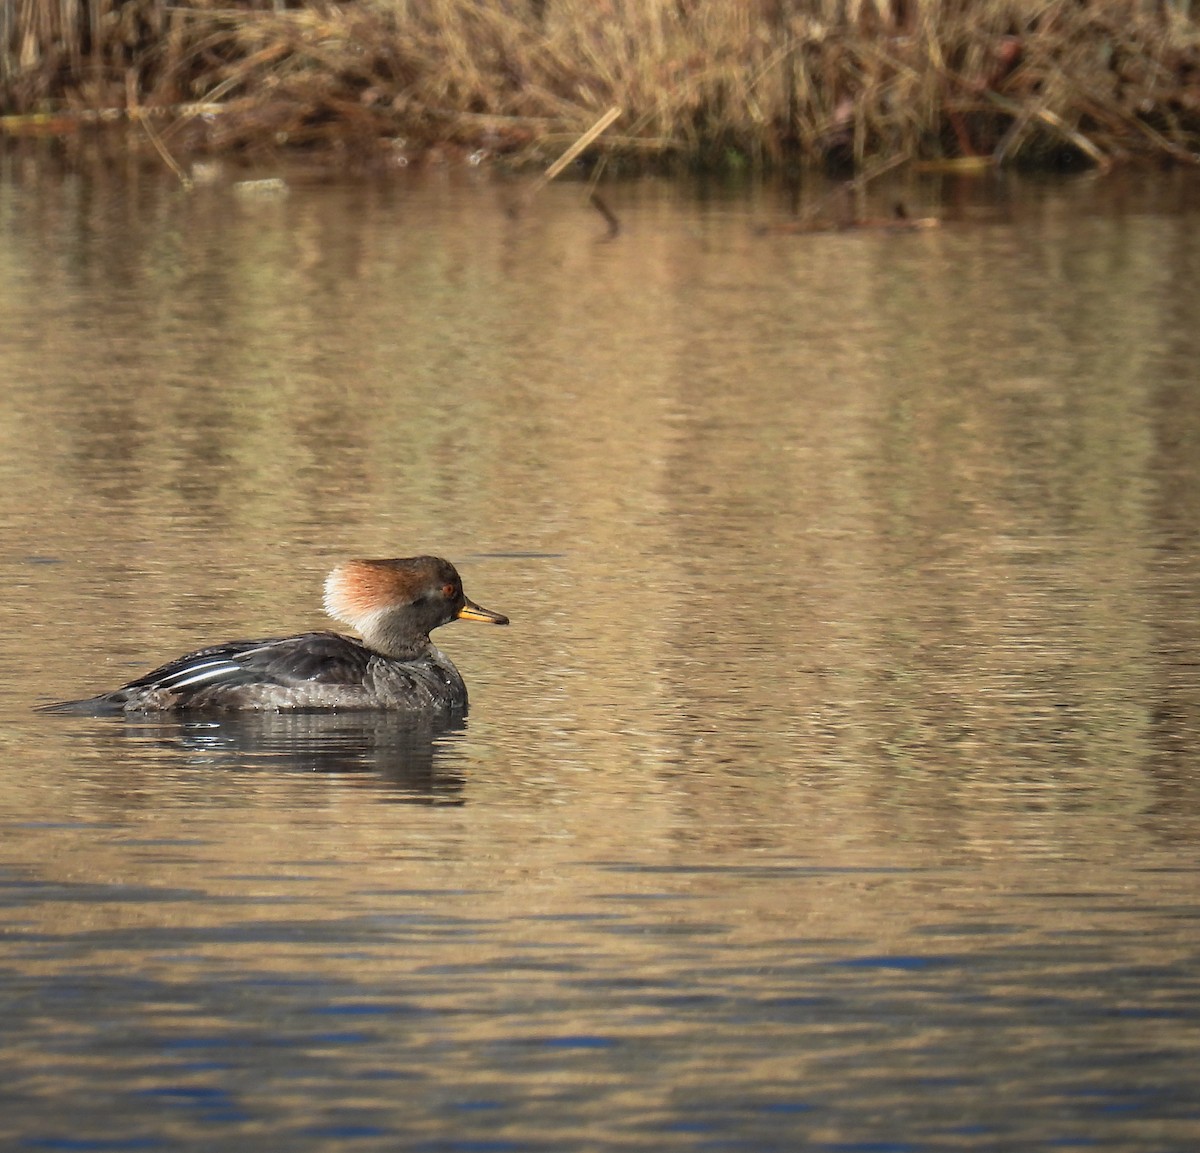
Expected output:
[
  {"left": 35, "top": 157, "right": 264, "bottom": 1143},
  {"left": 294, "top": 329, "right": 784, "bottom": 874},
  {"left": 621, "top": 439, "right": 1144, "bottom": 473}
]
[{"left": 2, "top": 0, "right": 1200, "bottom": 170}]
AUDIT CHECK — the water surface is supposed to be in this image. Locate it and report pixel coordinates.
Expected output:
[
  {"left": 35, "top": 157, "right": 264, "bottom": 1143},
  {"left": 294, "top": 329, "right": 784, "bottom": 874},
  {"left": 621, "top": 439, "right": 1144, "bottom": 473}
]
[{"left": 2, "top": 155, "right": 1199, "bottom": 1150}]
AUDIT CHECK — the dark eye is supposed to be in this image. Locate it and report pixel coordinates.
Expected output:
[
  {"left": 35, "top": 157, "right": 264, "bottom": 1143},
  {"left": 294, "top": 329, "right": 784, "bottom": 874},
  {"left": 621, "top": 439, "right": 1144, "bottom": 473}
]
[{"left": 442, "top": 583, "right": 457, "bottom": 600}]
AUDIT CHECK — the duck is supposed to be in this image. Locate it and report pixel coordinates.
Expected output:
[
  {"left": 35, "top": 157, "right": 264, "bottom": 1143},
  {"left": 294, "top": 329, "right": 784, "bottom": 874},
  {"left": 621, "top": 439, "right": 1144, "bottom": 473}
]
[{"left": 40, "top": 555, "right": 508, "bottom": 714}]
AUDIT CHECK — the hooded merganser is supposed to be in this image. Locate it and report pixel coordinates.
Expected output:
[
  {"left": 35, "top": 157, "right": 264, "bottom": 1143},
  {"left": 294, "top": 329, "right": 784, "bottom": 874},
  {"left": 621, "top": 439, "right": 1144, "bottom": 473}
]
[{"left": 40, "top": 556, "right": 508, "bottom": 714}]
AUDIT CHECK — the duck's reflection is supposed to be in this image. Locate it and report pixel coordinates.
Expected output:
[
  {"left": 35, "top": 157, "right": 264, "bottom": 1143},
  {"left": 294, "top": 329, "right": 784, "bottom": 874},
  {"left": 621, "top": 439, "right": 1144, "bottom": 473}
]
[{"left": 93, "top": 712, "right": 470, "bottom": 803}]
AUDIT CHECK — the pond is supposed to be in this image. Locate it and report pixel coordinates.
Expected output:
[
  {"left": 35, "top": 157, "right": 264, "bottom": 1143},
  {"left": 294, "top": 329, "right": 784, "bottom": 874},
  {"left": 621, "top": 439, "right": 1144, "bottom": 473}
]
[{"left": 2, "top": 151, "right": 1199, "bottom": 1151}]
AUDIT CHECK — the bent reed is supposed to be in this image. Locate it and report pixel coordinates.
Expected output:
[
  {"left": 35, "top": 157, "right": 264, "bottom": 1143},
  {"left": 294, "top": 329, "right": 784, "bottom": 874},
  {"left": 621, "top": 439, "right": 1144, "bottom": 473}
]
[{"left": 2, "top": 0, "right": 1199, "bottom": 170}]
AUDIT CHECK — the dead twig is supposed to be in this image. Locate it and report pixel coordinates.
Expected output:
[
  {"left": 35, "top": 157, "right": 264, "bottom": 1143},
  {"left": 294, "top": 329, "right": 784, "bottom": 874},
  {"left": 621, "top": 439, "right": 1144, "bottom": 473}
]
[
  {"left": 526, "top": 105, "right": 622, "bottom": 198},
  {"left": 986, "top": 91, "right": 1111, "bottom": 172},
  {"left": 137, "top": 111, "right": 193, "bottom": 189}
]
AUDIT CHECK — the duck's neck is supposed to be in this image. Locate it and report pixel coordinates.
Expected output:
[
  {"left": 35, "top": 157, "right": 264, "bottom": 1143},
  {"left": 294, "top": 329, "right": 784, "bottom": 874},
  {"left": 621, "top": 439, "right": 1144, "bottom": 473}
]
[{"left": 356, "top": 611, "right": 433, "bottom": 661}]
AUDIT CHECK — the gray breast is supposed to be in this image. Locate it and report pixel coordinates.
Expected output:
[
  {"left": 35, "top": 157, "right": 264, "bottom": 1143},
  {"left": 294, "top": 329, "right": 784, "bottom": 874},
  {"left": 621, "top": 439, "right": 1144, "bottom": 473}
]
[{"left": 367, "top": 650, "right": 468, "bottom": 712}]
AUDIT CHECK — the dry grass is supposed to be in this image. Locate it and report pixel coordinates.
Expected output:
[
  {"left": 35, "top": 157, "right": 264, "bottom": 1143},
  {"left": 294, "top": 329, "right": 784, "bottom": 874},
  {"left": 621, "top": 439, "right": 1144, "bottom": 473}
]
[{"left": 3, "top": 0, "right": 1200, "bottom": 169}]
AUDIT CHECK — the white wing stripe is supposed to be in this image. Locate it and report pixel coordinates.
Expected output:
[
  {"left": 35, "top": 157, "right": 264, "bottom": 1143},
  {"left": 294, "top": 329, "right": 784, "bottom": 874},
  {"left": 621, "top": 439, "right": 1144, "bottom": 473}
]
[
  {"left": 156, "top": 658, "right": 232, "bottom": 684},
  {"left": 161, "top": 661, "right": 245, "bottom": 689}
]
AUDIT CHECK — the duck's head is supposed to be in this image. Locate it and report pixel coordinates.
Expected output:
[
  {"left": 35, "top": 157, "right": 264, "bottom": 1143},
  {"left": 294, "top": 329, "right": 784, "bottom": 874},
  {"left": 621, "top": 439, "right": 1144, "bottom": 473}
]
[{"left": 324, "top": 555, "right": 508, "bottom": 657}]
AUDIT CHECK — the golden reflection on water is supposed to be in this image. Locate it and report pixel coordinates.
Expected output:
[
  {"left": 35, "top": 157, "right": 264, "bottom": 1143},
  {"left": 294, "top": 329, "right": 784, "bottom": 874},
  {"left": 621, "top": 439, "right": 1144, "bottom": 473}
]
[{"left": 2, "top": 159, "right": 1200, "bottom": 1146}]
